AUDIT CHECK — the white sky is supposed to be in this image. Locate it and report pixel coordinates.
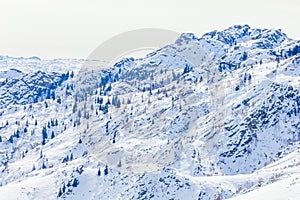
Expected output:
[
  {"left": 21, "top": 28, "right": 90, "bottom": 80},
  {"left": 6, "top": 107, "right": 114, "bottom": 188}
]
[{"left": 0, "top": 0, "right": 299, "bottom": 59}]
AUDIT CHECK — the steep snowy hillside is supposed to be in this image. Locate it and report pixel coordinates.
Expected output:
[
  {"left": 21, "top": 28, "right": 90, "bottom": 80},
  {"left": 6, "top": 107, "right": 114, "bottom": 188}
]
[{"left": 0, "top": 25, "right": 299, "bottom": 200}]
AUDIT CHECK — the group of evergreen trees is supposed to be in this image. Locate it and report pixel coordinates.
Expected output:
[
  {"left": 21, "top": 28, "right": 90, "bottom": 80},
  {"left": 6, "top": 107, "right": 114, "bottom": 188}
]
[
  {"left": 57, "top": 177, "right": 79, "bottom": 198},
  {"left": 42, "top": 118, "right": 59, "bottom": 145},
  {"left": 97, "top": 165, "right": 109, "bottom": 176}
]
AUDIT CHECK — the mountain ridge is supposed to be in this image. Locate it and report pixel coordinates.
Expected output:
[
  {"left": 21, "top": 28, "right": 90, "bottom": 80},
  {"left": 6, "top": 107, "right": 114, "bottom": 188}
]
[{"left": 0, "top": 25, "right": 299, "bottom": 199}]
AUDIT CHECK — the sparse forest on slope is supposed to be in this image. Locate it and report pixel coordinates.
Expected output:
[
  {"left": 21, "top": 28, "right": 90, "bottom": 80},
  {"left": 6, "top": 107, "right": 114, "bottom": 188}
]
[{"left": 0, "top": 25, "right": 299, "bottom": 199}]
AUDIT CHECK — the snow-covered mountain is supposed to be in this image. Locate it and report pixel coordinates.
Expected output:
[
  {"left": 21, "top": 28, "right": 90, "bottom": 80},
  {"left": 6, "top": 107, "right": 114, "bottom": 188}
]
[{"left": 0, "top": 25, "right": 299, "bottom": 200}]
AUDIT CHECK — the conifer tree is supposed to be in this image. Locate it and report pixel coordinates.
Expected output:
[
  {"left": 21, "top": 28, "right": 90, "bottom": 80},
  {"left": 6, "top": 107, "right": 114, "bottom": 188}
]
[{"left": 104, "top": 165, "right": 108, "bottom": 175}]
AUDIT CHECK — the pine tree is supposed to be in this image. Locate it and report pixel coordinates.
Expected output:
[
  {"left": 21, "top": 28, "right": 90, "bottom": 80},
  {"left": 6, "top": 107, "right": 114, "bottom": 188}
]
[
  {"left": 51, "top": 91, "right": 56, "bottom": 100},
  {"left": 65, "top": 71, "right": 70, "bottom": 80},
  {"left": 104, "top": 165, "right": 108, "bottom": 175},
  {"left": 70, "top": 71, "right": 74, "bottom": 78},
  {"left": 72, "top": 178, "right": 79, "bottom": 187},
  {"left": 51, "top": 131, "right": 55, "bottom": 139},
  {"left": 57, "top": 188, "right": 63, "bottom": 197},
  {"left": 106, "top": 98, "right": 111, "bottom": 105},
  {"left": 117, "top": 160, "right": 122, "bottom": 168},
  {"left": 42, "top": 161, "right": 47, "bottom": 169},
  {"left": 183, "top": 64, "right": 192, "bottom": 74},
  {"left": 8, "top": 135, "right": 13, "bottom": 143},
  {"left": 97, "top": 168, "right": 101, "bottom": 176},
  {"left": 65, "top": 155, "right": 69, "bottom": 162},
  {"left": 14, "top": 130, "right": 20, "bottom": 138},
  {"left": 57, "top": 98, "right": 61, "bottom": 104},
  {"left": 42, "top": 126, "right": 48, "bottom": 140},
  {"left": 242, "top": 52, "right": 248, "bottom": 61},
  {"left": 105, "top": 122, "right": 109, "bottom": 134}
]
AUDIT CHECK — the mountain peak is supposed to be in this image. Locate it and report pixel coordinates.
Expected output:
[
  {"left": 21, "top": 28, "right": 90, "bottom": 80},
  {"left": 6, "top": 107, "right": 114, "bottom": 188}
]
[
  {"left": 175, "top": 25, "right": 289, "bottom": 49},
  {"left": 175, "top": 33, "right": 200, "bottom": 44},
  {"left": 201, "top": 24, "right": 289, "bottom": 49}
]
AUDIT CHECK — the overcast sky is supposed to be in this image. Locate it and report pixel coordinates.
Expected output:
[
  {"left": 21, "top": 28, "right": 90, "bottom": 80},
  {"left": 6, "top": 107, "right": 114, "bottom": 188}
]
[{"left": 0, "top": 0, "right": 299, "bottom": 59}]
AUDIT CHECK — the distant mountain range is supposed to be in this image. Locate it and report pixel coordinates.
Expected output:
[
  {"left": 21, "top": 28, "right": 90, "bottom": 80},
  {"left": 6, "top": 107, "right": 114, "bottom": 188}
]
[{"left": 0, "top": 25, "right": 299, "bottom": 200}]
